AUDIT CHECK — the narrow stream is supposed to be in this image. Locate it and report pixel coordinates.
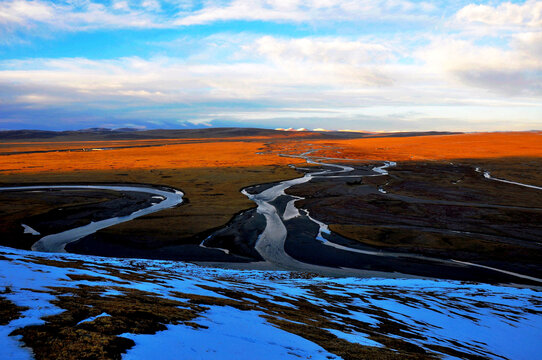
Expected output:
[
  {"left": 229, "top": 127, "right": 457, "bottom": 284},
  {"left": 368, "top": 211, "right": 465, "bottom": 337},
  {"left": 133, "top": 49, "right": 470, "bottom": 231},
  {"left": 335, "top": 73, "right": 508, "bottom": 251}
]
[{"left": 476, "top": 167, "right": 542, "bottom": 190}]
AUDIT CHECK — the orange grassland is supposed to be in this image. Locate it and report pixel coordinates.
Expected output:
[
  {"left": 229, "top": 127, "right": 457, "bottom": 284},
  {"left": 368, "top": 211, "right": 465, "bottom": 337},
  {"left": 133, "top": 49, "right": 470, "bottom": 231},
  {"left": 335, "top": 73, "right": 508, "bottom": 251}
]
[
  {"left": 0, "top": 140, "right": 304, "bottom": 174},
  {"left": 309, "top": 131, "right": 542, "bottom": 161},
  {"left": 1, "top": 132, "right": 540, "bottom": 175}
]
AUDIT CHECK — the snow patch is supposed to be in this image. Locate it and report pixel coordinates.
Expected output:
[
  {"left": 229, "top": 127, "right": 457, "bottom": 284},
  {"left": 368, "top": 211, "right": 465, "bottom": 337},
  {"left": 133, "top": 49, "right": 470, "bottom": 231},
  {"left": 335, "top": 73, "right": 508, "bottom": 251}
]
[
  {"left": 21, "top": 224, "right": 40, "bottom": 236},
  {"left": 326, "top": 328, "right": 382, "bottom": 348},
  {"left": 76, "top": 313, "right": 110, "bottom": 326},
  {"left": 122, "top": 306, "right": 339, "bottom": 360}
]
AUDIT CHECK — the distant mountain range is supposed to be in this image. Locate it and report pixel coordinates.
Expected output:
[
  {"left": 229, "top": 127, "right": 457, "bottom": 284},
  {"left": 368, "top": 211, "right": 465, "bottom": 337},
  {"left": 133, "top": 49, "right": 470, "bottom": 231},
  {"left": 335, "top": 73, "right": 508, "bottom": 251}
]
[{"left": 0, "top": 127, "right": 461, "bottom": 142}]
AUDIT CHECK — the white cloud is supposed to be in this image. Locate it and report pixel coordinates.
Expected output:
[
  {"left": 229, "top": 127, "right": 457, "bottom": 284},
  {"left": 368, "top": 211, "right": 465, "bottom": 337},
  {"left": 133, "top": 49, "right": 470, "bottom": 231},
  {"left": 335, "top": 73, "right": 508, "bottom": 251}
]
[
  {"left": 420, "top": 38, "right": 540, "bottom": 72},
  {"left": 251, "top": 36, "right": 393, "bottom": 65},
  {"left": 1, "top": 27, "right": 540, "bottom": 109},
  {"left": 417, "top": 32, "right": 542, "bottom": 96},
  {"left": 141, "top": 0, "right": 162, "bottom": 11},
  {"left": 435, "top": 1, "right": 542, "bottom": 96},
  {"left": 112, "top": 1, "right": 130, "bottom": 11},
  {"left": 1, "top": 33, "right": 539, "bottom": 118},
  {"left": 0, "top": 0, "right": 167, "bottom": 32},
  {"left": 0, "top": 49, "right": 408, "bottom": 116},
  {"left": 0, "top": 0, "right": 55, "bottom": 25},
  {"left": 454, "top": 0, "right": 542, "bottom": 28},
  {"left": 515, "top": 31, "right": 542, "bottom": 58},
  {"left": 174, "top": 0, "right": 310, "bottom": 25},
  {"left": 175, "top": 0, "right": 436, "bottom": 25},
  {"left": 0, "top": 0, "right": 437, "bottom": 34}
]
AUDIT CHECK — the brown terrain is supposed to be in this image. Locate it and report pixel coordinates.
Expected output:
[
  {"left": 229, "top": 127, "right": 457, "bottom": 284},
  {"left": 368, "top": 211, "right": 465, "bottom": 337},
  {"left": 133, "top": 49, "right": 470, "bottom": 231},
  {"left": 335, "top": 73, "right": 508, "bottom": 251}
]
[
  {"left": 0, "top": 137, "right": 305, "bottom": 255},
  {"left": 281, "top": 131, "right": 542, "bottom": 277},
  {"left": 0, "top": 129, "right": 540, "bottom": 277}
]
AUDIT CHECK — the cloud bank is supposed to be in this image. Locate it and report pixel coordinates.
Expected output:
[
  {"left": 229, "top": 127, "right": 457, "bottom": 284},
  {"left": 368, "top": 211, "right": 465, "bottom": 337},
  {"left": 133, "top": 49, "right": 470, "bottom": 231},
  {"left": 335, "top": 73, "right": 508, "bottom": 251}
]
[{"left": 0, "top": 1, "right": 541, "bottom": 131}]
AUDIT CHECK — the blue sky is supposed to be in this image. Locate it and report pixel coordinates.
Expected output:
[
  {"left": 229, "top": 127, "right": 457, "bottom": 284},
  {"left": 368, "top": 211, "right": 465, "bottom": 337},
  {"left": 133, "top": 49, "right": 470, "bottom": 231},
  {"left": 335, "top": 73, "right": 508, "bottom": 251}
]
[{"left": 0, "top": 0, "right": 541, "bottom": 131}]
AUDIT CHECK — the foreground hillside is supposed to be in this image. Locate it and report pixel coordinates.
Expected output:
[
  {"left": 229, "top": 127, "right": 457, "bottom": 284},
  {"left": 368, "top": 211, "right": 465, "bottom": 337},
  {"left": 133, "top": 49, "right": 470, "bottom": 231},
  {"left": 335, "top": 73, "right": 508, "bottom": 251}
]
[{"left": 0, "top": 246, "right": 541, "bottom": 360}]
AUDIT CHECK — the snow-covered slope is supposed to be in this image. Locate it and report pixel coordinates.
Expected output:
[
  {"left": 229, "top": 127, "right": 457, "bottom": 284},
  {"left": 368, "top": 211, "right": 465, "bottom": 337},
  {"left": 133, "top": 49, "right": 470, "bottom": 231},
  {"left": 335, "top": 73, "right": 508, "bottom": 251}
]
[{"left": 0, "top": 246, "right": 540, "bottom": 360}]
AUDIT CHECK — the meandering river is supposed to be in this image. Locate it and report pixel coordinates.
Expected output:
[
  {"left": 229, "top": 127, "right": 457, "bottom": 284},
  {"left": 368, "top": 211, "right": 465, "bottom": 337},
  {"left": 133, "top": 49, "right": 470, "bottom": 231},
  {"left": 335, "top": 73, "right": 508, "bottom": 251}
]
[
  {"left": 1, "top": 153, "right": 541, "bottom": 284},
  {"left": 0, "top": 185, "right": 183, "bottom": 252}
]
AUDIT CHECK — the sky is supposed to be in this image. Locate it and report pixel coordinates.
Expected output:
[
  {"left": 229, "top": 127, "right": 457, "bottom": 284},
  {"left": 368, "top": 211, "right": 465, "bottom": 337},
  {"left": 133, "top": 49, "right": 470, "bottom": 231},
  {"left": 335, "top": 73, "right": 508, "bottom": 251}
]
[{"left": 0, "top": 0, "right": 541, "bottom": 131}]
